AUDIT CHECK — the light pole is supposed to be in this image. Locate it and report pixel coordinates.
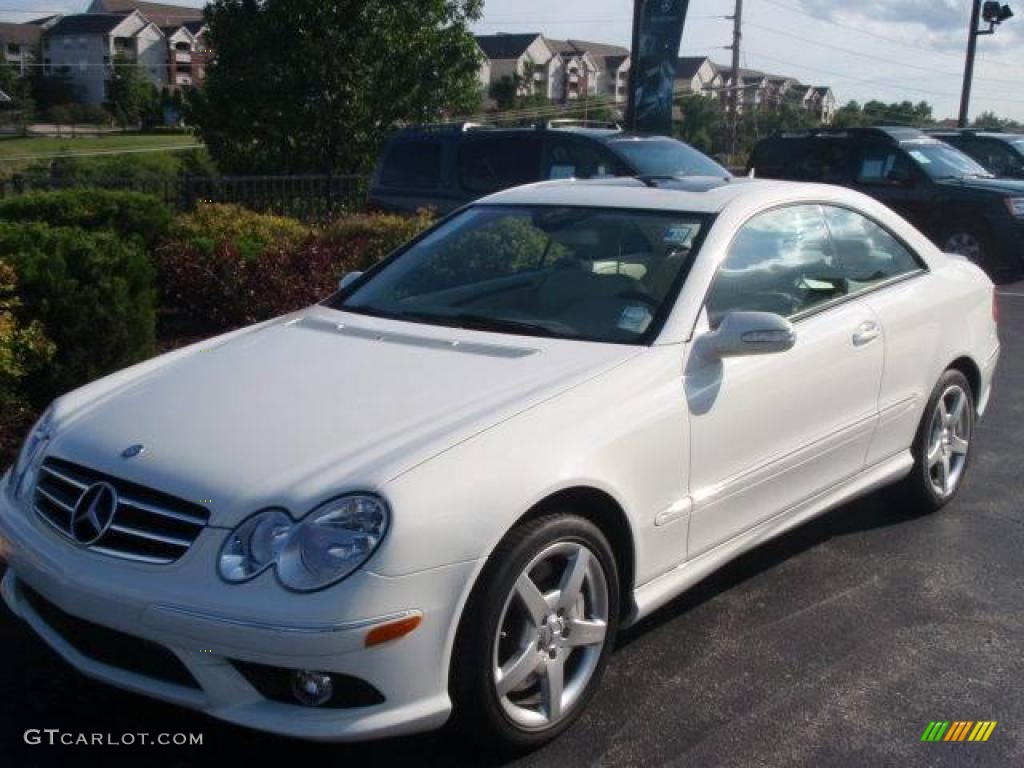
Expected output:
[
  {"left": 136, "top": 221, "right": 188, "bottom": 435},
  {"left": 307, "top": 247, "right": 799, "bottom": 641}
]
[{"left": 959, "top": 0, "right": 1014, "bottom": 127}]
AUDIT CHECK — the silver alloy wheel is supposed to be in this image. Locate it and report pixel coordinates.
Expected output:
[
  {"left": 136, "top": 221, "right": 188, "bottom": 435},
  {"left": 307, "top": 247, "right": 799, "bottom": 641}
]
[
  {"left": 944, "top": 232, "right": 983, "bottom": 262},
  {"left": 927, "top": 384, "right": 971, "bottom": 498},
  {"left": 492, "top": 541, "right": 610, "bottom": 730}
]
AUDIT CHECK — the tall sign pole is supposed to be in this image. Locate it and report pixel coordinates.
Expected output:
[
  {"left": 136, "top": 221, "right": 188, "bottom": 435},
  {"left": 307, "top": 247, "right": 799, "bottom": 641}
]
[
  {"left": 625, "top": 0, "right": 646, "bottom": 131},
  {"left": 625, "top": 0, "right": 692, "bottom": 135}
]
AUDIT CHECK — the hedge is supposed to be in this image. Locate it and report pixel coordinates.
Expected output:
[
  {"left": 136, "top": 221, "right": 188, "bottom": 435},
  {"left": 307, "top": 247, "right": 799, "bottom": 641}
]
[
  {"left": 0, "top": 188, "right": 174, "bottom": 246},
  {"left": 157, "top": 208, "right": 433, "bottom": 334},
  {"left": 0, "top": 222, "right": 156, "bottom": 403},
  {"left": 0, "top": 258, "right": 55, "bottom": 462}
]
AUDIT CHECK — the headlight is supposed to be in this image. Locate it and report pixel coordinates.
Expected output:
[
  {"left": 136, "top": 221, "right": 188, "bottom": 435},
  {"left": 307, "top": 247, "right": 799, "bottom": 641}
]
[
  {"left": 217, "top": 508, "right": 292, "bottom": 583},
  {"left": 217, "top": 495, "right": 389, "bottom": 591},
  {"left": 8, "top": 406, "right": 55, "bottom": 500},
  {"left": 1006, "top": 197, "right": 1024, "bottom": 217}
]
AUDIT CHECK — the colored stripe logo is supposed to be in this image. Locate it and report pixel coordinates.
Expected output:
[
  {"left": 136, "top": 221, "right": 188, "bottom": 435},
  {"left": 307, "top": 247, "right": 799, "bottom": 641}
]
[{"left": 921, "top": 721, "right": 997, "bottom": 742}]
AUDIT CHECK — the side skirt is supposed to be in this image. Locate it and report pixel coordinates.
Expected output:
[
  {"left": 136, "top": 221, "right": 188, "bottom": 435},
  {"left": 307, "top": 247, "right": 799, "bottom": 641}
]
[{"left": 626, "top": 451, "right": 914, "bottom": 626}]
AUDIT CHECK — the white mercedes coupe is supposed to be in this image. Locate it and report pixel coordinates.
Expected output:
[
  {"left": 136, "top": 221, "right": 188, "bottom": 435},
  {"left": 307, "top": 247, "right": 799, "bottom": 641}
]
[{"left": 0, "top": 177, "right": 1000, "bottom": 750}]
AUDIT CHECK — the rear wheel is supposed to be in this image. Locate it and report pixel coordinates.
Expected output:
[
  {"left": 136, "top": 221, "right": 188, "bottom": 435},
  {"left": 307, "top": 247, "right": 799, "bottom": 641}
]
[
  {"left": 450, "top": 514, "right": 619, "bottom": 752},
  {"left": 895, "top": 369, "right": 975, "bottom": 512}
]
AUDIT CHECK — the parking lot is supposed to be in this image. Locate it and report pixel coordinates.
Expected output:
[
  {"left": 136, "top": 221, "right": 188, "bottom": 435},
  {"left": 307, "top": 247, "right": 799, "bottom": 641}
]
[{"left": 1, "top": 283, "right": 1022, "bottom": 768}]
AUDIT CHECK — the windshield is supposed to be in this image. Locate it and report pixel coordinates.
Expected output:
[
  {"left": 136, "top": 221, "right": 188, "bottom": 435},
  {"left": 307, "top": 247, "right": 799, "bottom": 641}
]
[
  {"left": 1012, "top": 139, "right": 1024, "bottom": 154},
  {"left": 904, "top": 141, "right": 994, "bottom": 179},
  {"left": 607, "top": 138, "right": 729, "bottom": 178},
  {"left": 330, "top": 205, "right": 709, "bottom": 344}
]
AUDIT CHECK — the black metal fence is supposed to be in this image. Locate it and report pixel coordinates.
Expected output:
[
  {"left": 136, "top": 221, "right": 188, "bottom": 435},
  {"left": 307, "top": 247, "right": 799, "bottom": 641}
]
[{"left": 0, "top": 174, "right": 369, "bottom": 220}]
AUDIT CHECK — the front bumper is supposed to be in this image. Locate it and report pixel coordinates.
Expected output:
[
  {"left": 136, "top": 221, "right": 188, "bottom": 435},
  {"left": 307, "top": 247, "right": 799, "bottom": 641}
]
[{"left": 0, "top": 483, "right": 478, "bottom": 741}]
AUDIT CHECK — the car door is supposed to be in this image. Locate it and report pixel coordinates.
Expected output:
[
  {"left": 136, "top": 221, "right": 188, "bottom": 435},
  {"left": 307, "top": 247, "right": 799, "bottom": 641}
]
[
  {"left": 684, "top": 204, "right": 884, "bottom": 558},
  {"left": 852, "top": 144, "right": 932, "bottom": 228},
  {"left": 820, "top": 204, "right": 934, "bottom": 465}
]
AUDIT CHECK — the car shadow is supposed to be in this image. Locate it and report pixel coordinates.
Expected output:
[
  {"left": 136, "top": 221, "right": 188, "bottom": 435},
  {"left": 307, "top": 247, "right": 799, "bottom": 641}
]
[{"left": 617, "top": 486, "right": 927, "bottom": 648}]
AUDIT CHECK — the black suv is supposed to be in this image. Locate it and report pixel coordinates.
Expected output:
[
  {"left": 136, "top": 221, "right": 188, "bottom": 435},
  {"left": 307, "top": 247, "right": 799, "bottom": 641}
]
[
  {"left": 369, "top": 121, "right": 729, "bottom": 215},
  {"left": 748, "top": 127, "right": 1024, "bottom": 274},
  {"left": 927, "top": 129, "right": 1024, "bottom": 179}
]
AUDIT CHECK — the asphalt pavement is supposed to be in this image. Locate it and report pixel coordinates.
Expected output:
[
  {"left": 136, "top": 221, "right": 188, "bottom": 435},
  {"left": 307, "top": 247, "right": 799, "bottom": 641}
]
[{"left": 2, "top": 283, "right": 1022, "bottom": 768}]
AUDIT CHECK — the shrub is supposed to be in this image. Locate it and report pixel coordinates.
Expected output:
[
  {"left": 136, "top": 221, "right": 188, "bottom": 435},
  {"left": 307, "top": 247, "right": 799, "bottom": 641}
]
[
  {"left": 168, "top": 203, "right": 313, "bottom": 261},
  {"left": 157, "top": 210, "right": 434, "bottom": 334},
  {"left": 0, "top": 222, "right": 155, "bottom": 403},
  {"left": 0, "top": 189, "right": 173, "bottom": 246},
  {"left": 320, "top": 210, "right": 434, "bottom": 272},
  {"left": 0, "top": 259, "right": 55, "bottom": 463}
]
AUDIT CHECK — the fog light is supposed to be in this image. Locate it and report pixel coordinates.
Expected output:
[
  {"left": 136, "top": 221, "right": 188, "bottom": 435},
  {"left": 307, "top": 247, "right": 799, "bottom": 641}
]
[{"left": 290, "top": 670, "right": 334, "bottom": 707}]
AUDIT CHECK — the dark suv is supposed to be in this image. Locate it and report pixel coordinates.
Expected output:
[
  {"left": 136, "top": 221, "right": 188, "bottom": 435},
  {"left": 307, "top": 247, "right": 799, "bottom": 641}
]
[
  {"left": 748, "top": 127, "right": 1024, "bottom": 274},
  {"left": 369, "top": 121, "right": 729, "bottom": 215},
  {"left": 927, "top": 129, "right": 1024, "bottom": 179}
]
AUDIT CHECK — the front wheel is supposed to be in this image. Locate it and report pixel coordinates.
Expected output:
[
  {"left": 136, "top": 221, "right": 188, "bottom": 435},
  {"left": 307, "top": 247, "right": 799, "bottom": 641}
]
[
  {"left": 895, "top": 369, "right": 975, "bottom": 512},
  {"left": 450, "top": 514, "right": 620, "bottom": 752}
]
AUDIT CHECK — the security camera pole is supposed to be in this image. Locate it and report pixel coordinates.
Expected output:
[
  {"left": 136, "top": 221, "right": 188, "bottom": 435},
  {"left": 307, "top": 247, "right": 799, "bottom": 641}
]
[{"left": 958, "top": 0, "right": 1014, "bottom": 127}]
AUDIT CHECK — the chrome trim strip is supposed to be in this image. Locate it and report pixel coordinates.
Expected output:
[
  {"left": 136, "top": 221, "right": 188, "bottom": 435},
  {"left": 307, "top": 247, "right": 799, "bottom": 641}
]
[
  {"left": 89, "top": 546, "right": 175, "bottom": 565},
  {"left": 119, "top": 496, "right": 207, "bottom": 527},
  {"left": 149, "top": 605, "right": 423, "bottom": 635},
  {"left": 36, "top": 486, "right": 74, "bottom": 514},
  {"left": 34, "top": 505, "right": 72, "bottom": 536},
  {"left": 39, "top": 464, "right": 87, "bottom": 491},
  {"left": 109, "top": 524, "right": 191, "bottom": 548}
]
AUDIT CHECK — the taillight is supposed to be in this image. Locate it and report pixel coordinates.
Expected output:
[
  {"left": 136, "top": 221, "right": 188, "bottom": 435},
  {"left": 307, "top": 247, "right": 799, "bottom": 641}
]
[{"left": 993, "top": 287, "right": 1000, "bottom": 324}]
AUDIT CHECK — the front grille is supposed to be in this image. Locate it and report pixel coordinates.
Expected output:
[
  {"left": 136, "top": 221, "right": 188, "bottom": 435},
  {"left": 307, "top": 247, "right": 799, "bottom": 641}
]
[
  {"left": 19, "top": 581, "right": 200, "bottom": 689},
  {"left": 33, "top": 457, "right": 210, "bottom": 564}
]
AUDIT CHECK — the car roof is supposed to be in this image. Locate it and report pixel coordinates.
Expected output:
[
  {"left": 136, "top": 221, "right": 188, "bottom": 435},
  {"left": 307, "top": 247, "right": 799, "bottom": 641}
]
[
  {"left": 475, "top": 176, "right": 829, "bottom": 214},
  {"left": 389, "top": 126, "right": 676, "bottom": 144}
]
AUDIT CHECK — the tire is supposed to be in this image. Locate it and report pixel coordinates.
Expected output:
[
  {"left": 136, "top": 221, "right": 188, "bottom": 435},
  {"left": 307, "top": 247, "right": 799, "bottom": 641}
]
[
  {"left": 450, "top": 513, "right": 620, "bottom": 753},
  {"left": 938, "top": 222, "right": 995, "bottom": 272},
  {"left": 894, "top": 369, "right": 975, "bottom": 512}
]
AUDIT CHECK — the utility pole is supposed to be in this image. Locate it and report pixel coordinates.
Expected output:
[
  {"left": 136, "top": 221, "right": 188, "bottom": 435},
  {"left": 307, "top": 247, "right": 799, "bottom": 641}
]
[
  {"left": 727, "top": 0, "right": 743, "bottom": 162},
  {"left": 959, "top": 0, "right": 1014, "bottom": 127}
]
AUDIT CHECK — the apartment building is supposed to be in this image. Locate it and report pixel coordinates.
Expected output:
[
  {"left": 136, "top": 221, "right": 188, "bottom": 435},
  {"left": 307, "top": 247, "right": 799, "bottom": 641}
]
[
  {"left": 0, "top": 21, "right": 44, "bottom": 76},
  {"left": 1, "top": 0, "right": 207, "bottom": 107},
  {"left": 475, "top": 33, "right": 631, "bottom": 107}
]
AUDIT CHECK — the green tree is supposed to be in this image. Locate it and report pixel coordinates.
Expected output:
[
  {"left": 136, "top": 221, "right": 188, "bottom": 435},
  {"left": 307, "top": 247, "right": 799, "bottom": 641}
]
[
  {"left": 832, "top": 100, "right": 868, "bottom": 128},
  {"left": 972, "top": 110, "right": 1022, "bottom": 131},
  {"left": 107, "top": 53, "right": 160, "bottom": 128},
  {"left": 187, "top": 0, "right": 485, "bottom": 174},
  {"left": 673, "top": 94, "right": 722, "bottom": 154},
  {"left": 31, "top": 66, "right": 75, "bottom": 112}
]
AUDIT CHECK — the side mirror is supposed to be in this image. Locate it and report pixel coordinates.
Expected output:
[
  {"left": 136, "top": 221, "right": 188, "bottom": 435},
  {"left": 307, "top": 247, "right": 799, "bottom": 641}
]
[
  {"left": 699, "top": 311, "right": 796, "bottom": 359},
  {"left": 338, "top": 271, "right": 363, "bottom": 291}
]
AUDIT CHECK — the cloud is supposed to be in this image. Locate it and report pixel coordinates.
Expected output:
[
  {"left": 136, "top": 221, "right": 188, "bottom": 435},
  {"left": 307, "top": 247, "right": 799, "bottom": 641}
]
[{"left": 798, "top": 0, "right": 966, "bottom": 32}]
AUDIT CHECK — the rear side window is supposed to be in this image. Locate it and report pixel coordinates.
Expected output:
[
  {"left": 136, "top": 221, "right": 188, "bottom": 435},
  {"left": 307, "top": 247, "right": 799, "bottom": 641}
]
[
  {"left": 379, "top": 140, "right": 442, "bottom": 189},
  {"left": 822, "top": 206, "right": 922, "bottom": 286},
  {"left": 706, "top": 204, "right": 841, "bottom": 326},
  {"left": 458, "top": 137, "right": 542, "bottom": 194}
]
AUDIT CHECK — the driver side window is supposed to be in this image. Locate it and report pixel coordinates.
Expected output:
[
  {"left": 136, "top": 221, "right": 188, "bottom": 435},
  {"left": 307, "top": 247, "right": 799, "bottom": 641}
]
[{"left": 705, "top": 205, "right": 841, "bottom": 328}]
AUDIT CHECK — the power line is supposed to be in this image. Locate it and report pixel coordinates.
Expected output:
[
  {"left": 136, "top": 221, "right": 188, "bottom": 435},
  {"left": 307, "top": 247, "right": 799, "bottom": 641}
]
[
  {"left": 744, "top": 19, "right": 1024, "bottom": 86},
  {"left": 754, "top": 0, "right": 1024, "bottom": 71},
  {"left": 743, "top": 48, "right": 1024, "bottom": 106}
]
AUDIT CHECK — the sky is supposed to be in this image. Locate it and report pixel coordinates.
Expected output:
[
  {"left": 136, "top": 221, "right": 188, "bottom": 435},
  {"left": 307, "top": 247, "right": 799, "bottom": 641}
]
[{"left": 2, "top": 0, "right": 1022, "bottom": 122}]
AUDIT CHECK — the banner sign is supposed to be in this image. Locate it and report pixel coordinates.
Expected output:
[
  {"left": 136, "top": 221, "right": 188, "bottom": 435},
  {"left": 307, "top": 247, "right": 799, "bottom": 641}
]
[{"left": 628, "top": 0, "right": 691, "bottom": 135}]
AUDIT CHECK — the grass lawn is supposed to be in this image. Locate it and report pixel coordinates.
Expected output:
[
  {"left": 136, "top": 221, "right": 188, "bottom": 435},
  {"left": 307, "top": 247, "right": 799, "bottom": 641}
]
[{"left": 0, "top": 132, "right": 203, "bottom": 177}]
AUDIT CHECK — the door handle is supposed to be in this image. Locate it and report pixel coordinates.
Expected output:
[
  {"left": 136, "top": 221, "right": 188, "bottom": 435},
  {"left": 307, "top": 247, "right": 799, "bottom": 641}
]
[{"left": 852, "top": 321, "right": 881, "bottom": 347}]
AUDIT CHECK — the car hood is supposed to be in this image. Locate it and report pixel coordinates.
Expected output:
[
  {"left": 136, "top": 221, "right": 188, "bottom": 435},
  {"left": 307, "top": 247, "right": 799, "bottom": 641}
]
[
  {"left": 935, "top": 175, "right": 1024, "bottom": 195},
  {"left": 49, "top": 308, "right": 641, "bottom": 526}
]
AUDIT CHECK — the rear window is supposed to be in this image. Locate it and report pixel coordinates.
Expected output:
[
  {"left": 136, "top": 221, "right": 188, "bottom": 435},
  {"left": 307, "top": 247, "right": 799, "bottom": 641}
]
[
  {"left": 608, "top": 138, "right": 728, "bottom": 178},
  {"left": 458, "top": 136, "right": 542, "bottom": 194},
  {"left": 379, "top": 140, "right": 442, "bottom": 189}
]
